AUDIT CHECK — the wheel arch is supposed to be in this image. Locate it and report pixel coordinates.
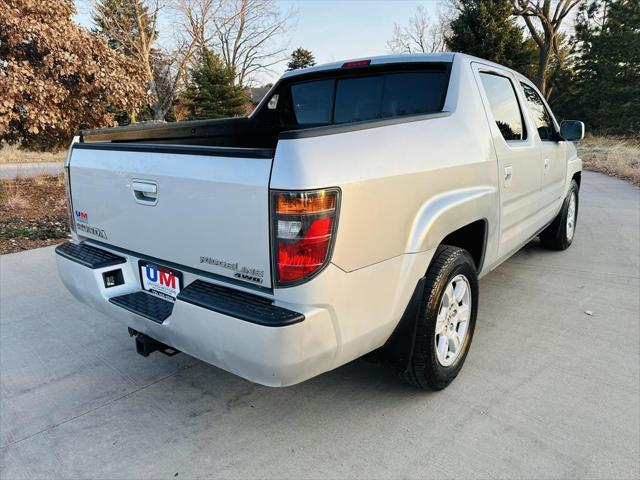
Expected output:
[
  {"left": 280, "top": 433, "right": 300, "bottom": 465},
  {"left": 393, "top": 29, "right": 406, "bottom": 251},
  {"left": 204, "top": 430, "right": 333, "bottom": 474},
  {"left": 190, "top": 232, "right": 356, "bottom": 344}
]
[
  {"left": 439, "top": 219, "right": 488, "bottom": 272},
  {"left": 572, "top": 171, "right": 582, "bottom": 189},
  {"left": 406, "top": 186, "right": 497, "bottom": 273},
  {"left": 566, "top": 153, "right": 582, "bottom": 193}
]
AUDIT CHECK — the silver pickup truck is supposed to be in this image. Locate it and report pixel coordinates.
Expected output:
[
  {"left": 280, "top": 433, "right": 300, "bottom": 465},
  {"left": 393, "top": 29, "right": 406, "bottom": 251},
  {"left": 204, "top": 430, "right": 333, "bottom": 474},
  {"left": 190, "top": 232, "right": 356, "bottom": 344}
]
[{"left": 56, "top": 53, "right": 584, "bottom": 390}]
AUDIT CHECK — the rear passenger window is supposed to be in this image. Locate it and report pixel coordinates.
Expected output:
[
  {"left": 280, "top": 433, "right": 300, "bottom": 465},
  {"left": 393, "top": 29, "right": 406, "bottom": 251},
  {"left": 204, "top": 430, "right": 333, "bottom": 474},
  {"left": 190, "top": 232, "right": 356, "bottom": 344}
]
[
  {"left": 334, "top": 76, "right": 384, "bottom": 124},
  {"left": 290, "top": 68, "right": 449, "bottom": 126},
  {"left": 479, "top": 72, "right": 526, "bottom": 141},
  {"left": 521, "top": 83, "right": 556, "bottom": 141},
  {"left": 381, "top": 72, "right": 448, "bottom": 118}
]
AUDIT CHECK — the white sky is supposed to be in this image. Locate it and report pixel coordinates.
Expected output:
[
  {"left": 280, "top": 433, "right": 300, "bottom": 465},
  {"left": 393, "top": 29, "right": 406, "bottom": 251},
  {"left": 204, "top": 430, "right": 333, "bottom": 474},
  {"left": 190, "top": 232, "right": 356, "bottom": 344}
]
[{"left": 73, "top": 0, "right": 443, "bottom": 84}]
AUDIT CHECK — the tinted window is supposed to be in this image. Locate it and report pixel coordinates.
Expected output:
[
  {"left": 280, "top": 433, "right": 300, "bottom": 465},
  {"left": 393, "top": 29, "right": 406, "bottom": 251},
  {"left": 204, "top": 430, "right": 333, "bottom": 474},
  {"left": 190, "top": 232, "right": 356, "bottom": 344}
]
[
  {"left": 290, "top": 69, "right": 448, "bottom": 126},
  {"left": 521, "top": 83, "right": 555, "bottom": 140},
  {"left": 334, "top": 76, "right": 384, "bottom": 123},
  {"left": 291, "top": 80, "right": 335, "bottom": 125},
  {"left": 479, "top": 73, "right": 526, "bottom": 141},
  {"left": 381, "top": 72, "right": 448, "bottom": 117}
]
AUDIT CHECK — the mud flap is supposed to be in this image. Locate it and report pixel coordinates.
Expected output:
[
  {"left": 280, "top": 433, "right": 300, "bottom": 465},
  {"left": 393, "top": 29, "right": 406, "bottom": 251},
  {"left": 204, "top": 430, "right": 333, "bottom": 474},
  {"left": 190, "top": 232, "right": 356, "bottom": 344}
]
[{"left": 379, "top": 276, "right": 426, "bottom": 373}]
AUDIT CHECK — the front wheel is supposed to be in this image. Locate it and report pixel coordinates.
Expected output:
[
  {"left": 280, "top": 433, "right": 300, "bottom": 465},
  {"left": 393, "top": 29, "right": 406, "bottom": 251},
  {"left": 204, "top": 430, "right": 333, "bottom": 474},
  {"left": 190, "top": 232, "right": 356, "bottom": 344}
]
[
  {"left": 540, "top": 180, "right": 579, "bottom": 250},
  {"left": 402, "top": 245, "right": 479, "bottom": 390}
]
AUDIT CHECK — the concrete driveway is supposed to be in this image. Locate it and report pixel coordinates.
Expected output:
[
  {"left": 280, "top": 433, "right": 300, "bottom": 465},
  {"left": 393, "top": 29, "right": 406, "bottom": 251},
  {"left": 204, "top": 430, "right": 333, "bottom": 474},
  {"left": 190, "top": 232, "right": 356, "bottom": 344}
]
[
  {"left": 1, "top": 171, "right": 638, "bottom": 479},
  {"left": 0, "top": 162, "right": 63, "bottom": 179}
]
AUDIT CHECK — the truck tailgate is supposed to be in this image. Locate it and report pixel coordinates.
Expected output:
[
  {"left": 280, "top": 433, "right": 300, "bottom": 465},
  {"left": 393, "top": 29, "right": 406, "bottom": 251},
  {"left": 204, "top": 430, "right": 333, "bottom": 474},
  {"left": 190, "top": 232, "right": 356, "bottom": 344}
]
[{"left": 69, "top": 144, "right": 273, "bottom": 288}]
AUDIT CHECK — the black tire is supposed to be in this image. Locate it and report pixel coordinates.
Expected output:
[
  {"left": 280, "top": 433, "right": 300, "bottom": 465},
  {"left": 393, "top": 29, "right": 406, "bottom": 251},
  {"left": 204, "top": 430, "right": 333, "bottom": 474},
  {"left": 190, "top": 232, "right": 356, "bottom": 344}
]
[
  {"left": 402, "top": 245, "right": 479, "bottom": 390},
  {"left": 540, "top": 179, "right": 579, "bottom": 251}
]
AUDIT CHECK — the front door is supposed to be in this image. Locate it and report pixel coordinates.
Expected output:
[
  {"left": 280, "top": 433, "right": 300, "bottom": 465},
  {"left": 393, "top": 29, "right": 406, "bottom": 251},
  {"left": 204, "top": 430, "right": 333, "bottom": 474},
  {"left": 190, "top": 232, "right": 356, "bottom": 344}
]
[{"left": 520, "top": 82, "right": 568, "bottom": 218}]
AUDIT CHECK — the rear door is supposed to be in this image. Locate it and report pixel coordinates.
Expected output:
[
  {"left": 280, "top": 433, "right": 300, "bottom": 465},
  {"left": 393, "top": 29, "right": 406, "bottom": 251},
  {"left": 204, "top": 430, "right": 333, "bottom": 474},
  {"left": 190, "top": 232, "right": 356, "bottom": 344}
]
[
  {"left": 473, "top": 64, "right": 543, "bottom": 258},
  {"left": 69, "top": 143, "right": 273, "bottom": 288}
]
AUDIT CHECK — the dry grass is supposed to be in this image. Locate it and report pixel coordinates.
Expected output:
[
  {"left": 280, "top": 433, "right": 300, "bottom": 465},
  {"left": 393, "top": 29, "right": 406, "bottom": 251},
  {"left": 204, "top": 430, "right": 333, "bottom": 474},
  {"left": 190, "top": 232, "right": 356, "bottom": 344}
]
[
  {"left": 578, "top": 136, "right": 640, "bottom": 186},
  {"left": 0, "top": 143, "right": 66, "bottom": 164},
  {"left": 3, "top": 193, "right": 31, "bottom": 211},
  {"left": 0, "top": 174, "right": 69, "bottom": 254}
]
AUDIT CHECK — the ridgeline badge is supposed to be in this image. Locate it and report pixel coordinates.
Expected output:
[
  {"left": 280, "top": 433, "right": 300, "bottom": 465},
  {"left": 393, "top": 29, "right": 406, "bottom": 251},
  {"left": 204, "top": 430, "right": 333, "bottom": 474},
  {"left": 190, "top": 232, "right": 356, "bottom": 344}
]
[{"left": 200, "top": 255, "right": 265, "bottom": 284}]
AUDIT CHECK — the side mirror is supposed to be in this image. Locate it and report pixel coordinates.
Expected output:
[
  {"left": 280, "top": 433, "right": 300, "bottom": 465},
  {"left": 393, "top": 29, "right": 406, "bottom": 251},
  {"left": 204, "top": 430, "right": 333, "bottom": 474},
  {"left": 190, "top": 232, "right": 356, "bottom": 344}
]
[{"left": 560, "top": 120, "right": 585, "bottom": 142}]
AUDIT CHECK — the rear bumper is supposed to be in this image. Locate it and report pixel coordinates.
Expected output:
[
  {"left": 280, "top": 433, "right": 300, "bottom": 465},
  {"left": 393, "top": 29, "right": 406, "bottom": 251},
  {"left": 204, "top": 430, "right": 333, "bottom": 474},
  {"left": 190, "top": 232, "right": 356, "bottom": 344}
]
[
  {"left": 55, "top": 242, "right": 337, "bottom": 387},
  {"left": 56, "top": 240, "right": 436, "bottom": 386}
]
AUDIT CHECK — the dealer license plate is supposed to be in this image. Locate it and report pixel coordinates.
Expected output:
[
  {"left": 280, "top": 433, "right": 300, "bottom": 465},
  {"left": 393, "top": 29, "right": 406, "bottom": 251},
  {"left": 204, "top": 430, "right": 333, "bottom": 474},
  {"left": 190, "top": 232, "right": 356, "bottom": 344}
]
[{"left": 139, "top": 261, "right": 182, "bottom": 301}]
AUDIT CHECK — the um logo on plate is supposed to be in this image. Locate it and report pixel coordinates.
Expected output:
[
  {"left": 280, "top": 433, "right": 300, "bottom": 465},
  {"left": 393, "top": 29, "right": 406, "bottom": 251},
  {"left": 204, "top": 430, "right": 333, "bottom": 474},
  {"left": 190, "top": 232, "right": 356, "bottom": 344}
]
[{"left": 145, "top": 265, "right": 176, "bottom": 289}]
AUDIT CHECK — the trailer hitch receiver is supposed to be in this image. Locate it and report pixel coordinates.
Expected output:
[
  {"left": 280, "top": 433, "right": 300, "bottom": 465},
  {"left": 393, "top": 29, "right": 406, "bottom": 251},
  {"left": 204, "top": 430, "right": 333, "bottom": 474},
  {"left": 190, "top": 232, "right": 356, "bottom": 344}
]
[{"left": 128, "top": 328, "right": 180, "bottom": 357}]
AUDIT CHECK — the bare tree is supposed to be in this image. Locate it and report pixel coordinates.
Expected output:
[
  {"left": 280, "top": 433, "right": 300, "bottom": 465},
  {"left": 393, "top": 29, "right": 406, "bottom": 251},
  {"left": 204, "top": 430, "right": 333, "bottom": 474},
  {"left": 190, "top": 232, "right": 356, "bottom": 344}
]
[
  {"left": 179, "top": 0, "right": 292, "bottom": 86},
  {"left": 387, "top": 6, "right": 451, "bottom": 54},
  {"left": 513, "top": 0, "right": 582, "bottom": 97},
  {"left": 176, "top": 0, "right": 224, "bottom": 48},
  {"left": 150, "top": 42, "right": 196, "bottom": 120}
]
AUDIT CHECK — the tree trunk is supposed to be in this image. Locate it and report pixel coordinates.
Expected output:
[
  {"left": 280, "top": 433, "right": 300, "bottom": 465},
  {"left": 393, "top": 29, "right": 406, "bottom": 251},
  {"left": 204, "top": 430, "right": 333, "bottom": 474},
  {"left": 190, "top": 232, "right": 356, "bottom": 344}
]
[
  {"left": 147, "top": 78, "right": 166, "bottom": 121},
  {"left": 514, "top": 1, "right": 583, "bottom": 100},
  {"left": 535, "top": 37, "right": 554, "bottom": 97},
  {"left": 151, "top": 105, "right": 167, "bottom": 121}
]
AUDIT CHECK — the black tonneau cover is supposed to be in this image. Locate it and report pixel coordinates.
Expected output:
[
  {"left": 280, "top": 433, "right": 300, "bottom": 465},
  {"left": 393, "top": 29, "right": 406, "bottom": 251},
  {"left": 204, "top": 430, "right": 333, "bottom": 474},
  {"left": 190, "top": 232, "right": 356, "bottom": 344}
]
[
  {"left": 79, "top": 116, "right": 282, "bottom": 149},
  {"left": 80, "top": 117, "right": 249, "bottom": 143}
]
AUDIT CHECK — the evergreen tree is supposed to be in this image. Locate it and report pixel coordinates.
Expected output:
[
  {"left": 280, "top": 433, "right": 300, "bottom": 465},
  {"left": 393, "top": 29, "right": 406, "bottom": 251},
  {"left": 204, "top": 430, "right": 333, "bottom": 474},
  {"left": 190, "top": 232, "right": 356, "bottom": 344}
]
[
  {"left": 286, "top": 47, "right": 316, "bottom": 71},
  {"left": 565, "top": 0, "right": 640, "bottom": 135},
  {"left": 446, "top": 0, "right": 537, "bottom": 79},
  {"left": 183, "top": 49, "right": 248, "bottom": 120}
]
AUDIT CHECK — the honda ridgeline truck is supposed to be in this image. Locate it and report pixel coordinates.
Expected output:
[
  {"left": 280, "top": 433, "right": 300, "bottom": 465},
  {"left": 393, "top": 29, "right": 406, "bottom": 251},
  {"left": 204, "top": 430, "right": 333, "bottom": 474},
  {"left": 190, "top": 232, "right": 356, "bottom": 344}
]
[{"left": 56, "top": 53, "right": 584, "bottom": 390}]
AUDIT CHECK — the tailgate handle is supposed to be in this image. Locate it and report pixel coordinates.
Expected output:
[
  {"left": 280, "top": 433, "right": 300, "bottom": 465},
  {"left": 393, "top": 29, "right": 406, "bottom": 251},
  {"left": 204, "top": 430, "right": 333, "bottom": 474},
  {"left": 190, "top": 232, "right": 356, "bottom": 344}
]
[{"left": 132, "top": 180, "right": 158, "bottom": 205}]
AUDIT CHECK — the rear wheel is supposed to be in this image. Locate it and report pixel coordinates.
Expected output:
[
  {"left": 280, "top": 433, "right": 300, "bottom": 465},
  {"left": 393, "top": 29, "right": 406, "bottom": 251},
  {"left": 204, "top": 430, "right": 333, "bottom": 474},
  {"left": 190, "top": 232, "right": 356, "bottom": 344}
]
[
  {"left": 540, "top": 180, "right": 579, "bottom": 250},
  {"left": 402, "top": 245, "right": 478, "bottom": 390}
]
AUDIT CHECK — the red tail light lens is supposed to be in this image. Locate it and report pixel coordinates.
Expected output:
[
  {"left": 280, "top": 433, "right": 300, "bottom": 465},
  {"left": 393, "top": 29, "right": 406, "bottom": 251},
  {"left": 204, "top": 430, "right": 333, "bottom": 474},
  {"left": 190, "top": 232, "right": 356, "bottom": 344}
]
[{"left": 272, "top": 189, "right": 340, "bottom": 286}]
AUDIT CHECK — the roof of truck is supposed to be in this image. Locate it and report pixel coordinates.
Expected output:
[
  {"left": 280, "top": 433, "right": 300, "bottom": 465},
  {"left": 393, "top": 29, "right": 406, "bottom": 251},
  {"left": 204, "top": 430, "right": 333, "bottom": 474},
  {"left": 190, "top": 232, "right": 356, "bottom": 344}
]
[
  {"left": 280, "top": 52, "right": 530, "bottom": 85},
  {"left": 281, "top": 52, "right": 456, "bottom": 79}
]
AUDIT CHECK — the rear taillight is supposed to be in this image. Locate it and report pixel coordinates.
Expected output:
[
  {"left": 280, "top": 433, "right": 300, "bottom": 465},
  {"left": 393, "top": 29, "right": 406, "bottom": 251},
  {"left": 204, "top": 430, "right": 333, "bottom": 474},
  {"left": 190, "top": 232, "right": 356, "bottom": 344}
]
[{"left": 271, "top": 188, "right": 340, "bottom": 287}]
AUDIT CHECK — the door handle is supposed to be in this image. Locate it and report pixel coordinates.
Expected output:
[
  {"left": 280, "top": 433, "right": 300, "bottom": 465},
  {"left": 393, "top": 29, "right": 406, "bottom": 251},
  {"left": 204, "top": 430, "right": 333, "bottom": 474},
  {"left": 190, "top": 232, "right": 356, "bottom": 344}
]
[
  {"left": 544, "top": 159, "right": 550, "bottom": 173},
  {"left": 504, "top": 166, "right": 513, "bottom": 187},
  {"left": 132, "top": 180, "right": 158, "bottom": 205}
]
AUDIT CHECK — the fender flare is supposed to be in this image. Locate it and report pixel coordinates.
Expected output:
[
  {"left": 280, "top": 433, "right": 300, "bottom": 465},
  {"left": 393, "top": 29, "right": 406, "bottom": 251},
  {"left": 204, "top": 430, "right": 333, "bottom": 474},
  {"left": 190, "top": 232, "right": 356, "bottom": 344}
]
[
  {"left": 405, "top": 186, "right": 498, "bottom": 255},
  {"left": 566, "top": 154, "right": 583, "bottom": 193}
]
